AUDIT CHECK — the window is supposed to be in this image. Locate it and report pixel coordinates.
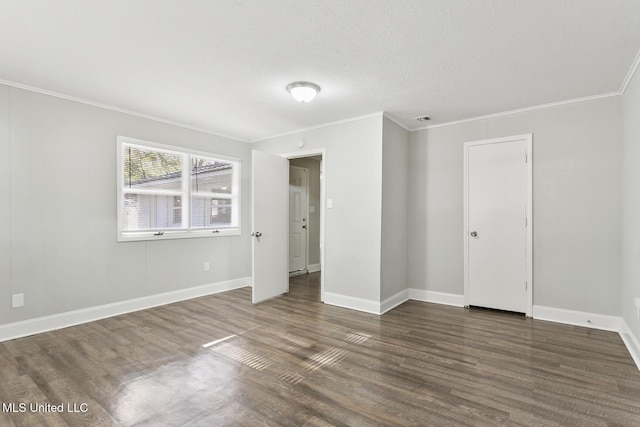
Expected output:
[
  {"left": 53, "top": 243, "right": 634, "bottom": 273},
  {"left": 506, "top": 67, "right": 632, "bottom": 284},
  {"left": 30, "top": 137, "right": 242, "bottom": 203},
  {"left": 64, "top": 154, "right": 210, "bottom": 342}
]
[{"left": 117, "top": 136, "right": 240, "bottom": 241}]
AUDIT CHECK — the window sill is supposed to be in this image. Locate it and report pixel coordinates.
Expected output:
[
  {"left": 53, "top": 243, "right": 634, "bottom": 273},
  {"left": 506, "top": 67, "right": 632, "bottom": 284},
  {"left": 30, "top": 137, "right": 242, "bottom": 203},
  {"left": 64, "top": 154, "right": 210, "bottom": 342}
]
[{"left": 117, "top": 228, "right": 241, "bottom": 242}]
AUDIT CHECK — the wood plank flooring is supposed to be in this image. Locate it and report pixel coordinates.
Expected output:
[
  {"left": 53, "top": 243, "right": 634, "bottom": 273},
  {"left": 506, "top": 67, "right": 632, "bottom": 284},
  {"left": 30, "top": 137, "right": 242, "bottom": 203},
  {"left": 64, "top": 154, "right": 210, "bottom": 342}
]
[{"left": 1, "top": 272, "right": 639, "bottom": 426}]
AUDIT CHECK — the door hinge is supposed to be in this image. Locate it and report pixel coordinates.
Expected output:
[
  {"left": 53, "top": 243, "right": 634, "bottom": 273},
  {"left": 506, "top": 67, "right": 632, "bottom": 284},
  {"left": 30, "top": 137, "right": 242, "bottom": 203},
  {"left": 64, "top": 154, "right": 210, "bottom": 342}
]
[
  {"left": 525, "top": 281, "right": 528, "bottom": 290},
  {"left": 525, "top": 217, "right": 528, "bottom": 227},
  {"left": 525, "top": 151, "right": 528, "bottom": 163}
]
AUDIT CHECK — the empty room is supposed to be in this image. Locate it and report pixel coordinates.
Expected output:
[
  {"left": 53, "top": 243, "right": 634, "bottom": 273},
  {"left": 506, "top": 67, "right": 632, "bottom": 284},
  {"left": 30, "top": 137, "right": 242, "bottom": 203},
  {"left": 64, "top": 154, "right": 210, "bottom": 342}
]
[{"left": 2, "top": 1, "right": 640, "bottom": 425}]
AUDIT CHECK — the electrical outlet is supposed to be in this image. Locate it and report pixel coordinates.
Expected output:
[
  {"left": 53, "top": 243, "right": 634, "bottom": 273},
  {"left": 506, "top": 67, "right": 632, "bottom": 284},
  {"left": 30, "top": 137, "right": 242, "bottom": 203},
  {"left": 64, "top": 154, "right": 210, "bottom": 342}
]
[
  {"left": 12, "top": 293, "right": 24, "bottom": 308},
  {"left": 204, "top": 262, "right": 210, "bottom": 272}
]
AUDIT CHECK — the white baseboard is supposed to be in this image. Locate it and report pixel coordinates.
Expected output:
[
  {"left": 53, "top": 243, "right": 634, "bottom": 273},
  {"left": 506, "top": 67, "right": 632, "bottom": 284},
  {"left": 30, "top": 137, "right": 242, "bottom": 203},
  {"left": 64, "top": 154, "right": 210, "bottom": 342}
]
[
  {"left": 324, "top": 289, "right": 463, "bottom": 315},
  {"left": 620, "top": 320, "right": 640, "bottom": 369},
  {"left": 408, "top": 289, "right": 465, "bottom": 307},
  {"left": 532, "top": 305, "right": 640, "bottom": 371},
  {"left": 6, "top": 277, "right": 639, "bottom": 372},
  {"left": 308, "top": 263, "right": 321, "bottom": 273},
  {"left": 0, "top": 276, "right": 251, "bottom": 343},
  {"left": 380, "top": 289, "right": 409, "bottom": 314},
  {"left": 323, "top": 292, "right": 381, "bottom": 315},
  {"left": 532, "top": 305, "right": 623, "bottom": 332},
  {"left": 289, "top": 270, "right": 307, "bottom": 278},
  {"left": 320, "top": 291, "right": 640, "bottom": 371}
]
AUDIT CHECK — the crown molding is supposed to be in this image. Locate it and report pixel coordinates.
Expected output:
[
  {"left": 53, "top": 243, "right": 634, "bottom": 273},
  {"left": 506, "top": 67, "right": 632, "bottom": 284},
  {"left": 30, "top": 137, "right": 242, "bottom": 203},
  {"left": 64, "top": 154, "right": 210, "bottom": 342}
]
[
  {"left": 0, "top": 78, "right": 248, "bottom": 143},
  {"left": 620, "top": 49, "right": 640, "bottom": 94},
  {"left": 412, "top": 92, "right": 621, "bottom": 131},
  {"left": 250, "top": 112, "right": 384, "bottom": 143},
  {"left": 5, "top": 46, "right": 638, "bottom": 142},
  {"left": 382, "top": 112, "right": 411, "bottom": 131}
]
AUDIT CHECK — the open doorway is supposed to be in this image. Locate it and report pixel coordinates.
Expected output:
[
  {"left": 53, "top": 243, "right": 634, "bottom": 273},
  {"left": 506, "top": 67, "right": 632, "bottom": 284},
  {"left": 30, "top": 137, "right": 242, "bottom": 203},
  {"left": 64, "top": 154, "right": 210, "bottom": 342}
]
[
  {"left": 289, "top": 156, "right": 321, "bottom": 275},
  {"left": 286, "top": 151, "right": 324, "bottom": 301},
  {"left": 250, "top": 148, "right": 324, "bottom": 305},
  {"left": 288, "top": 164, "right": 309, "bottom": 275}
]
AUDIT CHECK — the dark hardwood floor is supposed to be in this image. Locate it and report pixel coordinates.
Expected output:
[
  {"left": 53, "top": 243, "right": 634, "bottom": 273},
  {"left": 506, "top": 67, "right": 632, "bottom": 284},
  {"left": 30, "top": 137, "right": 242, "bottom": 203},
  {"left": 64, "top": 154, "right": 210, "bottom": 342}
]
[{"left": 1, "top": 272, "right": 639, "bottom": 426}]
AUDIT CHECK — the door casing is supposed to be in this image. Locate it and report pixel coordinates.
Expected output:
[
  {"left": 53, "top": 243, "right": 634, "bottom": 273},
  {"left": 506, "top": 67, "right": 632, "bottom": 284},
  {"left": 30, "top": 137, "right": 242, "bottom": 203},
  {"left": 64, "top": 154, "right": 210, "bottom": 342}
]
[
  {"left": 463, "top": 134, "right": 533, "bottom": 316},
  {"left": 289, "top": 165, "right": 309, "bottom": 273},
  {"left": 283, "top": 149, "right": 326, "bottom": 302}
]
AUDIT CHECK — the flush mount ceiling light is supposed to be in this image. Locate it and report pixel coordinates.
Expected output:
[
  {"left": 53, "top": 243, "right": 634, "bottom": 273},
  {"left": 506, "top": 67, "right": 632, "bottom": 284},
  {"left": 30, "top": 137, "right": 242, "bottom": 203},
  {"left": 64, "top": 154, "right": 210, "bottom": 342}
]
[{"left": 286, "top": 81, "right": 321, "bottom": 103}]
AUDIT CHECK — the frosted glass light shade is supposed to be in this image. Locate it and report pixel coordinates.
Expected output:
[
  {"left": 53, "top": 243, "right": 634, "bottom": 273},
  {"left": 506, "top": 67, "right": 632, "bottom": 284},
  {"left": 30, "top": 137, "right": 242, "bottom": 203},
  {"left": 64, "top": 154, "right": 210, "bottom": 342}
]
[{"left": 286, "top": 81, "right": 321, "bottom": 103}]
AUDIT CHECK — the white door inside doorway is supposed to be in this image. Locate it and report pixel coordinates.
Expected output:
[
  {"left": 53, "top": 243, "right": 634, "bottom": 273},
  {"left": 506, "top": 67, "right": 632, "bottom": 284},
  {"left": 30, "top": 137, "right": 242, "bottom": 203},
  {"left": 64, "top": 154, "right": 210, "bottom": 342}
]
[
  {"left": 289, "top": 165, "right": 308, "bottom": 273},
  {"left": 464, "top": 134, "right": 533, "bottom": 315},
  {"left": 252, "top": 150, "right": 289, "bottom": 303},
  {"left": 284, "top": 149, "right": 326, "bottom": 302}
]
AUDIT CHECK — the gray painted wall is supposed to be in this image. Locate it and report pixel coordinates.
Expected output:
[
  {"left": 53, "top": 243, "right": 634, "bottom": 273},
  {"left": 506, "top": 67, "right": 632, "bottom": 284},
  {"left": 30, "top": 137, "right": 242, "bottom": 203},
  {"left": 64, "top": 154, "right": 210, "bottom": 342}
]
[
  {"left": 381, "top": 117, "right": 409, "bottom": 301},
  {"left": 408, "top": 120, "right": 484, "bottom": 296},
  {"left": 622, "top": 70, "right": 640, "bottom": 339},
  {"left": 408, "top": 96, "right": 623, "bottom": 316},
  {"left": 2, "top": 78, "right": 633, "bottom": 336},
  {"left": 252, "top": 116, "right": 383, "bottom": 302},
  {"left": 0, "top": 85, "right": 10, "bottom": 318},
  {"left": 289, "top": 157, "right": 321, "bottom": 267},
  {"left": 1, "top": 86, "right": 251, "bottom": 326}
]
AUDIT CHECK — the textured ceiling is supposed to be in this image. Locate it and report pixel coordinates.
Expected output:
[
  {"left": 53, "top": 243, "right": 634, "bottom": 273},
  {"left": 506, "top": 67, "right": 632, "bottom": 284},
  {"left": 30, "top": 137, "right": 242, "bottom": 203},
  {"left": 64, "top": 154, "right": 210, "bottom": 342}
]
[{"left": 1, "top": 0, "right": 639, "bottom": 141}]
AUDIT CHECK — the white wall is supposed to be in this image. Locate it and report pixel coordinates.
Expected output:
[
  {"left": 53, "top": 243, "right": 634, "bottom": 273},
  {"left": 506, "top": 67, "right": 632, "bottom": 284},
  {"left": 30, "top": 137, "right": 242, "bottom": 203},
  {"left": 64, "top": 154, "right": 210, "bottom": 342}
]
[
  {"left": 381, "top": 117, "right": 409, "bottom": 300},
  {"left": 1, "top": 85, "right": 251, "bottom": 326},
  {"left": 289, "top": 157, "right": 321, "bottom": 267},
  {"left": 409, "top": 96, "right": 623, "bottom": 316},
  {"left": 252, "top": 115, "right": 383, "bottom": 302},
  {"left": 622, "top": 67, "right": 640, "bottom": 339}
]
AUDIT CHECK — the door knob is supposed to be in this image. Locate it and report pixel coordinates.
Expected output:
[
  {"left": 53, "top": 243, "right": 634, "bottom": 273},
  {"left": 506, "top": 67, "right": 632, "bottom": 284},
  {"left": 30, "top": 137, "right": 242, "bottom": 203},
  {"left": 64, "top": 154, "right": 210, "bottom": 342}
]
[
  {"left": 251, "top": 232, "right": 262, "bottom": 237},
  {"left": 470, "top": 231, "right": 478, "bottom": 237}
]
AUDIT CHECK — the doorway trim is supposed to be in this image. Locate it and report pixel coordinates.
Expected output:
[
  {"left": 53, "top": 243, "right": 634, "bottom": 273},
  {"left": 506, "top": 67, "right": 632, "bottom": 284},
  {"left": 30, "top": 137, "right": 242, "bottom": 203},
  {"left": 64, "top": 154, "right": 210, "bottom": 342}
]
[
  {"left": 463, "top": 134, "right": 533, "bottom": 316},
  {"left": 289, "top": 165, "right": 309, "bottom": 275},
  {"left": 282, "top": 148, "right": 326, "bottom": 302}
]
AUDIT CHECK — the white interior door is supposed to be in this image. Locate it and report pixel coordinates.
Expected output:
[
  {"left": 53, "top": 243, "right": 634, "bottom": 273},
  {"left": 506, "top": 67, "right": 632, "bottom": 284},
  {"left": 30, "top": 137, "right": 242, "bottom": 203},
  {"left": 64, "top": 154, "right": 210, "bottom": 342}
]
[
  {"left": 464, "top": 135, "right": 532, "bottom": 315},
  {"left": 252, "top": 150, "right": 289, "bottom": 303},
  {"left": 289, "top": 166, "right": 308, "bottom": 273}
]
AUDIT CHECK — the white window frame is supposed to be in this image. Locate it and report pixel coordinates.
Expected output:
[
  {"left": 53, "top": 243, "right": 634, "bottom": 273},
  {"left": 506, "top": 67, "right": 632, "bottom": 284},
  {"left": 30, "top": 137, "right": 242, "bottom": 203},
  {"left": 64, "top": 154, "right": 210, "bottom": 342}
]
[{"left": 117, "top": 136, "right": 241, "bottom": 242}]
